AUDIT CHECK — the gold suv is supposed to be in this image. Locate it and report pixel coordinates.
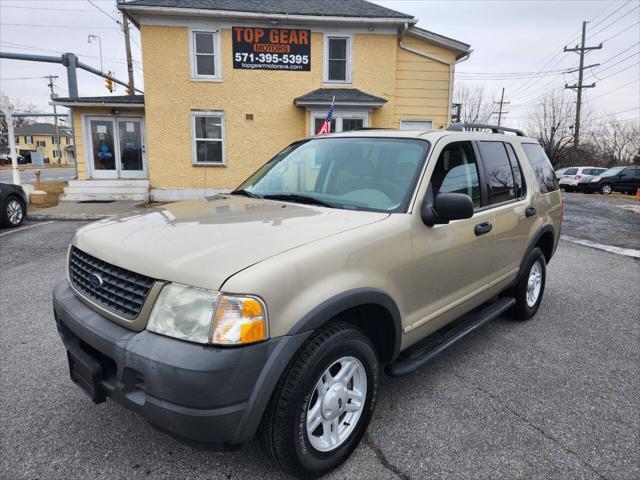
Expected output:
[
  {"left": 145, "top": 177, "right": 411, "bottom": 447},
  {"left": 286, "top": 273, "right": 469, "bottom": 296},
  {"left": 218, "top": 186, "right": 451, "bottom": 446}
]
[{"left": 53, "top": 124, "right": 562, "bottom": 478}]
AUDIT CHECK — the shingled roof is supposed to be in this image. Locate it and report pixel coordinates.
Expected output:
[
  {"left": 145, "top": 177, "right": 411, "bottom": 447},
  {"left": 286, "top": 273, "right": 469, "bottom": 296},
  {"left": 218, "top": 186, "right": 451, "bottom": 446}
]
[
  {"left": 120, "top": 0, "right": 413, "bottom": 19},
  {"left": 52, "top": 95, "right": 145, "bottom": 107},
  {"left": 14, "top": 123, "right": 71, "bottom": 136},
  {"left": 294, "top": 88, "right": 387, "bottom": 107}
]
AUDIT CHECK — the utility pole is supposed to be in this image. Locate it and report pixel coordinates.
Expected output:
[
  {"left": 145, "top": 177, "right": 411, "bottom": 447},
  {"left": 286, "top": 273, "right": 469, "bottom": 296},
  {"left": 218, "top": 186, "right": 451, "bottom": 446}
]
[
  {"left": 46, "top": 75, "right": 62, "bottom": 165},
  {"left": 564, "top": 21, "right": 602, "bottom": 154},
  {"left": 494, "top": 87, "right": 510, "bottom": 126},
  {"left": 122, "top": 14, "right": 135, "bottom": 95},
  {"left": 0, "top": 95, "right": 20, "bottom": 185}
]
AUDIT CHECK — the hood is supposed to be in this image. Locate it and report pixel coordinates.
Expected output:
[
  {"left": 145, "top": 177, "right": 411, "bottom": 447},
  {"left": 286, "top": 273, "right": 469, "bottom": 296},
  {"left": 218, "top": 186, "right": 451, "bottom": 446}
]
[{"left": 73, "top": 195, "right": 388, "bottom": 290}]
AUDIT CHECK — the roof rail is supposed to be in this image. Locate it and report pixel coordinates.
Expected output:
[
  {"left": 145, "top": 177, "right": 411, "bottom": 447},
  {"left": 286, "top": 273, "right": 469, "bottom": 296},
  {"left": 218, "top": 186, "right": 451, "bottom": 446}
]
[{"left": 447, "top": 123, "right": 527, "bottom": 137}]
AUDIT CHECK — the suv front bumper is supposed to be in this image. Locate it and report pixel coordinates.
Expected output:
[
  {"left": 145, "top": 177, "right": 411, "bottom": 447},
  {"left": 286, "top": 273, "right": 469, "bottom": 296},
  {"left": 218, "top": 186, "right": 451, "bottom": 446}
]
[{"left": 53, "top": 277, "right": 310, "bottom": 445}]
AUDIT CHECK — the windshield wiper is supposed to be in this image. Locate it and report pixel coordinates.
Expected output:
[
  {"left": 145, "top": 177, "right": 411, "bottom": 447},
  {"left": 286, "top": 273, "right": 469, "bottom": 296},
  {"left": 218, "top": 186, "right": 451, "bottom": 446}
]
[
  {"left": 261, "top": 193, "right": 340, "bottom": 209},
  {"left": 229, "top": 189, "right": 262, "bottom": 199}
]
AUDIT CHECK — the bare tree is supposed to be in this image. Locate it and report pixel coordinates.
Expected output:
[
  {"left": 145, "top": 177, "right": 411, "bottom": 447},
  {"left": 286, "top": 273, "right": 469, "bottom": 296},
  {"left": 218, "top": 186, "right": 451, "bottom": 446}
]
[
  {"left": 0, "top": 99, "right": 39, "bottom": 147},
  {"left": 453, "top": 83, "right": 496, "bottom": 124},
  {"left": 527, "top": 90, "right": 581, "bottom": 167}
]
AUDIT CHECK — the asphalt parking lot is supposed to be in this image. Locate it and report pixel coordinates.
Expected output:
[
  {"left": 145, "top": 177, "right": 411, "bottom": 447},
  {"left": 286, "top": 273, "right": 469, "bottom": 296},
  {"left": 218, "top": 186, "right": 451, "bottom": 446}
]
[
  {"left": 1, "top": 201, "right": 638, "bottom": 479},
  {"left": 561, "top": 192, "right": 640, "bottom": 250}
]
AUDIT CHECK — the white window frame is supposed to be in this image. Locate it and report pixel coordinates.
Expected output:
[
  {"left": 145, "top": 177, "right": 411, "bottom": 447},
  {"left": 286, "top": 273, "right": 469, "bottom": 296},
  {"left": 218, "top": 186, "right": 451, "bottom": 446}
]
[
  {"left": 400, "top": 120, "right": 434, "bottom": 130},
  {"left": 53, "top": 149, "right": 61, "bottom": 158},
  {"left": 191, "top": 110, "right": 226, "bottom": 166},
  {"left": 323, "top": 33, "right": 353, "bottom": 84},
  {"left": 188, "top": 28, "right": 222, "bottom": 81},
  {"left": 310, "top": 110, "right": 368, "bottom": 135},
  {"left": 25, "top": 136, "right": 33, "bottom": 144},
  {"left": 36, "top": 140, "right": 46, "bottom": 147}
]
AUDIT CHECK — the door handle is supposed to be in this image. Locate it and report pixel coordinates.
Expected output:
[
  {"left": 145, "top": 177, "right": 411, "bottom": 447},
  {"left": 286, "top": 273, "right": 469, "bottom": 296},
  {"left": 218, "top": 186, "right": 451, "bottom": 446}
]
[
  {"left": 525, "top": 207, "right": 537, "bottom": 217},
  {"left": 474, "top": 222, "right": 492, "bottom": 236}
]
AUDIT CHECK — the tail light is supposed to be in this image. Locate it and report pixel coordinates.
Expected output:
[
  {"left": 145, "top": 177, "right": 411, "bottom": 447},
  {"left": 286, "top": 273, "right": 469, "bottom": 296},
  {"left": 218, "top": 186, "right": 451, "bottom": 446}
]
[{"left": 575, "top": 174, "right": 582, "bottom": 180}]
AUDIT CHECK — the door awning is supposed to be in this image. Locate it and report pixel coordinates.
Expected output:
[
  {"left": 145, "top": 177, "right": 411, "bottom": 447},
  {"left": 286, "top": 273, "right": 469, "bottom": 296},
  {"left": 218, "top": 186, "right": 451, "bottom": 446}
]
[{"left": 294, "top": 89, "right": 387, "bottom": 108}]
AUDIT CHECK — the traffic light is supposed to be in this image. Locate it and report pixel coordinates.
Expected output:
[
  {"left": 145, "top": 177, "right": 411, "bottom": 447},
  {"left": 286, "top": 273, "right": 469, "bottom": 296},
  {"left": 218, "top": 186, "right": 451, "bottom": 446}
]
[{"left": 105, "top": 71, "right": 113, "bottom": 93}]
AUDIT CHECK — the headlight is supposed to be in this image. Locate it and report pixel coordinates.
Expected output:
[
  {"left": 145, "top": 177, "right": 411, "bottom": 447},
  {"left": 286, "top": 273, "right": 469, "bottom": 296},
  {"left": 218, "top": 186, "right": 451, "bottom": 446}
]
[
  {"left": 147, "top": 283, "right": 267, "bottom": 345},
  {"left": 591, "top": 176, "right": 602, "bottom": 182}
]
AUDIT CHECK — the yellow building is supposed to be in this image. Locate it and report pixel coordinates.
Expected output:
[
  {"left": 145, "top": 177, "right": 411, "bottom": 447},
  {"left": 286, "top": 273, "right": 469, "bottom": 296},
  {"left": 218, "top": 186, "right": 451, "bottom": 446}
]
[
  {"left": 14, "top": 123, "right": 74, "bottom": 165},
  {"left": 54, "top": 0, "right": 470, "bottom": 202}
]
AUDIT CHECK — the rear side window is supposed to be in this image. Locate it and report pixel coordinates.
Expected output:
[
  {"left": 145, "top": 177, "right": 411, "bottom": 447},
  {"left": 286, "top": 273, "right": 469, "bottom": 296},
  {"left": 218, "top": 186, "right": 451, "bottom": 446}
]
[
  {"left": 430, "top": 141, "right": 481, "bottom": 208},
  {"left": 504, "top": 143, "right": 526, "bottom": 198},
  {"left": 565, "top": 168, "right": 578, "bottom": 175},
  {"left": 521, "top": 143, "right": 560, "bottom": 193},
  {"left": 477, "top": 141, "right": 516, "bottom": 205}
]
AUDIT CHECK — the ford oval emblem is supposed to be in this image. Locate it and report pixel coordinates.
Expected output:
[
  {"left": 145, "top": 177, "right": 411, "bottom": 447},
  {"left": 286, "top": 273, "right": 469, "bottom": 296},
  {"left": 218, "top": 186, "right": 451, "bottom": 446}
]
[{"left": 89, "top": 273, "right": 104, "bottom": 289}]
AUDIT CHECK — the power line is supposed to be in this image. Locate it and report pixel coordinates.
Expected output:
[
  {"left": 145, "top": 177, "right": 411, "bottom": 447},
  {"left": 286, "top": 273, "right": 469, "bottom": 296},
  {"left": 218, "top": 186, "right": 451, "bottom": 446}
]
[
  {"left": 589, "top": 78, "right": 640, "bottom": 99},
  {"left": 86, "top": 0, "right": 123, "bottom": 27},
  {"left": 592, "top": 106, "right": 640, "bottom": 120},
  {"left": 591, "top": 51, "right": 640, "bottom": 76},
  {"left": 588, "top": 4, "right": 639, "bottom": 39},
  {"left": 0, "top": 5, "right": 94, "bottom": 12},
  {"left": 601, "top": 21, "right": 640, "bottom": 44},
  {"left": 586, "top": 0, "right": 633, "bottom": 30},
  {"left": 0, "top": 23, "right": 120, "bottom": 31},
  {"left": 597, "top": 61, "right": 640, "bottom": 81}
]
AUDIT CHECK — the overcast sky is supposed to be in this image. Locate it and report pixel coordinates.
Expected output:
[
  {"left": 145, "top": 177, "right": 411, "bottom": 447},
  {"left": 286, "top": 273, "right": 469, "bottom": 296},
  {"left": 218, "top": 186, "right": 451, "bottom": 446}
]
[{"left": 0, "top": 0, "right": 638, "bottom": 129}]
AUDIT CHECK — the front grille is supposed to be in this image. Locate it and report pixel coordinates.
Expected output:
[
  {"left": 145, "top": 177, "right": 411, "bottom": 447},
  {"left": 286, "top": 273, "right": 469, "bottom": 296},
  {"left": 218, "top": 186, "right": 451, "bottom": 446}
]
[{"left": 68, "top": 246, "right": 155, "bottom": 320}]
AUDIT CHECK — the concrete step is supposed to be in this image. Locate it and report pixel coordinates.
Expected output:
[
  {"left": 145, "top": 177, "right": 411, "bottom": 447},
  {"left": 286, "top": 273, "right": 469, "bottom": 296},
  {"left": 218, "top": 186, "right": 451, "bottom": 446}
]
[
  {"left": 63, "top": 185, "right": 149, "bottom": 194},
  {"left": 61, "top": 179, "right": 150, "bottom": 202},
  {"left": 66, "top": 179, "right": 149, "bottom": 188},
  {"left": 60, "top": 192, "right": 148, "bottom": 202}
]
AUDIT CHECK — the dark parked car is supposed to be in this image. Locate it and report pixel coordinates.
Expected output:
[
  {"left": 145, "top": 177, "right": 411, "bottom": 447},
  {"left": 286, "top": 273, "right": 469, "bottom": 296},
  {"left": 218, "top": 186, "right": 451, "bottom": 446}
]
[
  {"left": 578, "top": 166, "right": 640, "bottom": 195},
  {"left": 0, "top": 183, "right": 27, "bottom": 227}
]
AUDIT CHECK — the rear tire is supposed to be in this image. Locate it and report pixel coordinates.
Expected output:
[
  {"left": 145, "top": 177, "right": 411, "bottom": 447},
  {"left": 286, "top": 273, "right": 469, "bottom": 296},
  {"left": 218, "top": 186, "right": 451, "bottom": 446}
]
[
  {"left": 600, "top": 183, "right": 613, "bottom": 195},
  {"left": 508, "top": 247, "right": 546, "bottom": 321},
  {"left": 260, "top": 322, "right": 379, "bottom": 479}
]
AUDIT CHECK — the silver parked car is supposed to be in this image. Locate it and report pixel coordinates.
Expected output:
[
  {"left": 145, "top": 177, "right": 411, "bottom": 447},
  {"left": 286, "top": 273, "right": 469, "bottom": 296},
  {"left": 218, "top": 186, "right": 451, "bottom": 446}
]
[{"left": 558, "top": 167, "right": 607, "bottom": 192}]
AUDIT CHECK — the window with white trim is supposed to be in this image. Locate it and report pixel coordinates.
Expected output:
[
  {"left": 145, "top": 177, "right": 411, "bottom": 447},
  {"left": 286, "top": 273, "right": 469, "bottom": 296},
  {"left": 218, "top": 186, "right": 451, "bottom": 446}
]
[
  {"left": 53, "top": 150, "right": 61, "bottom": 158},
  {"left": 400, "top": 120, "right": 433, "bottom": 130},
  {"left": 191, "top": 111, "right": 225, "bottom": 165},
  {"left": 324, "top": 35, "right": 352, "bottom": 83},
  {"left": 36, "top": 140, "right": 46, "bottom": 147},
  {"left": 311, "top": 111, "right": 368, "bottom": 135},
  {"left": 191, "top": 30, "right": 221, "bottom": 79},
  {"left": 52, "top": 136, "right": 59, "bottom": 144},
  {"left": 25, "top": 136, "right": 33, "bottom": 144}
]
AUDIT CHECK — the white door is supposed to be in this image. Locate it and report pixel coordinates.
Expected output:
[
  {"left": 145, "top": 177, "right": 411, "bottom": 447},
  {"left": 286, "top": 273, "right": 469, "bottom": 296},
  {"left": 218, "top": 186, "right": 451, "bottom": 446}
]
[
  {"left": 116, "top": 118, "right": 147, "bottom": 179},
  {"left": 87, "top": 116, "right": 147, "bottom": 180}
]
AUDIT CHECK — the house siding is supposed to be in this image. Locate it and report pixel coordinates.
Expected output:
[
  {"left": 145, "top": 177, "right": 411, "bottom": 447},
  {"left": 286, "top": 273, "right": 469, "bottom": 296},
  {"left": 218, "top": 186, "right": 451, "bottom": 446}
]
[
  {"left": 140, "top": 25, "right": 402, "bottom": 191},
  {"left": 394, "top": 36, "right": 456, "bottom": 129}
]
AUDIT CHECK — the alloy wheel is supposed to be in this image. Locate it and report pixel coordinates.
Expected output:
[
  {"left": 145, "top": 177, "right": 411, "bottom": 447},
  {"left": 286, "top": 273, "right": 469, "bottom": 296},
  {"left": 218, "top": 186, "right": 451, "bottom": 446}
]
[
  {"left": 526, "top": 260, "right": 543, "bottom": 307},
  {"left": 7, "top": 199, "right": 23, "bottom": 225},
  {"left": 306, "top": 356, "right": 367, "bottom": 452}
]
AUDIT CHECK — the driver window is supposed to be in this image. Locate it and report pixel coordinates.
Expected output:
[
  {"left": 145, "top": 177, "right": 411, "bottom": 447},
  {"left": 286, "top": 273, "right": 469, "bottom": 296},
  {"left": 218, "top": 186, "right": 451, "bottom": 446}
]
[{"left": 429, "top": 141, "right": 481, "bottom": 208}]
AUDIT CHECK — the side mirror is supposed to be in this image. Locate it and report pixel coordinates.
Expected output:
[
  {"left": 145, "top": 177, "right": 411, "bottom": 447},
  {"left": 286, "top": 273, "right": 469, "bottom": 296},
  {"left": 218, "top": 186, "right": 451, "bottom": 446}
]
[{"left": 421, "top": 192, "right": 474, "bottom": 226}]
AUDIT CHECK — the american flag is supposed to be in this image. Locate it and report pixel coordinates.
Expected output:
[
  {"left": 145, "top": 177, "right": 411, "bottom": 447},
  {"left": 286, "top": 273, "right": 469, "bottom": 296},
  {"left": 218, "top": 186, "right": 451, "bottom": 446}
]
[{"left": 316, "top": 96, "right": 336, "bottom": 135}]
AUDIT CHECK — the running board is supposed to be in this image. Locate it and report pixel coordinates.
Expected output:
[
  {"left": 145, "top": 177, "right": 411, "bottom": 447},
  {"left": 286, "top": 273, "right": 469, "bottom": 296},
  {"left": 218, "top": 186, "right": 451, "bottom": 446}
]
[{"left": 385, "top": 297, "right": 516, "bottom": 377}]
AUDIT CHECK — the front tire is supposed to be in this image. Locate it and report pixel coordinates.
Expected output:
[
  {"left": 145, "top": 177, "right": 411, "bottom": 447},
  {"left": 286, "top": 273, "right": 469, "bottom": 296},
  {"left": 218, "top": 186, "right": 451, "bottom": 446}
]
[
  {"left": 260, "top": 322, "right": 379, "bottom": 479},
  {"left": 1, "top": 196, "right": 25, "bottom": 227},
  {"left": 508, "top": 247, "right": 546, "bottom": 321}
]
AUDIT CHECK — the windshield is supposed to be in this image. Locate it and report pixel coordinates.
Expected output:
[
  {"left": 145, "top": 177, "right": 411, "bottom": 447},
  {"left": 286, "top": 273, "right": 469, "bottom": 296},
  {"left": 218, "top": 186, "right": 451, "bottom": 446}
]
[
  {"left": 235, "top": 137, "right": 430, "bottom": 213},
  {"left": 602, "top": 167, "right": 625, "bottom": 177}
]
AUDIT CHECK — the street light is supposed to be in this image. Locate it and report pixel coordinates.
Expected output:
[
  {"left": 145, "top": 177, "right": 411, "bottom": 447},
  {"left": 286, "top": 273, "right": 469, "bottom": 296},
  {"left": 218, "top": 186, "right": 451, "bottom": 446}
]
[
  {"left": 0, "top": 94, "right": 20, "bottom": 185},
  {"left": 88, "top": 34, "right": 104, "bottom": 73}
]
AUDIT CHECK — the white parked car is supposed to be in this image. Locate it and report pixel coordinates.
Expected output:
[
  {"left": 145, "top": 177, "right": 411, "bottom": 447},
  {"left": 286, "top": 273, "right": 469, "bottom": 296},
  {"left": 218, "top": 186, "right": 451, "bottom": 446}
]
[{"left": 557, "top": 167, "right": 607, "bottom": 192}]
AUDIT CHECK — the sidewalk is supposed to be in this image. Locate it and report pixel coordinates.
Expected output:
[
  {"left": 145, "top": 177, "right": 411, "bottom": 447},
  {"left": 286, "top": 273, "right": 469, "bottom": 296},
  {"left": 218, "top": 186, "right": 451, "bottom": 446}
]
[{"left": 27, "top": 201, "right": 145, "bottom": 221}]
